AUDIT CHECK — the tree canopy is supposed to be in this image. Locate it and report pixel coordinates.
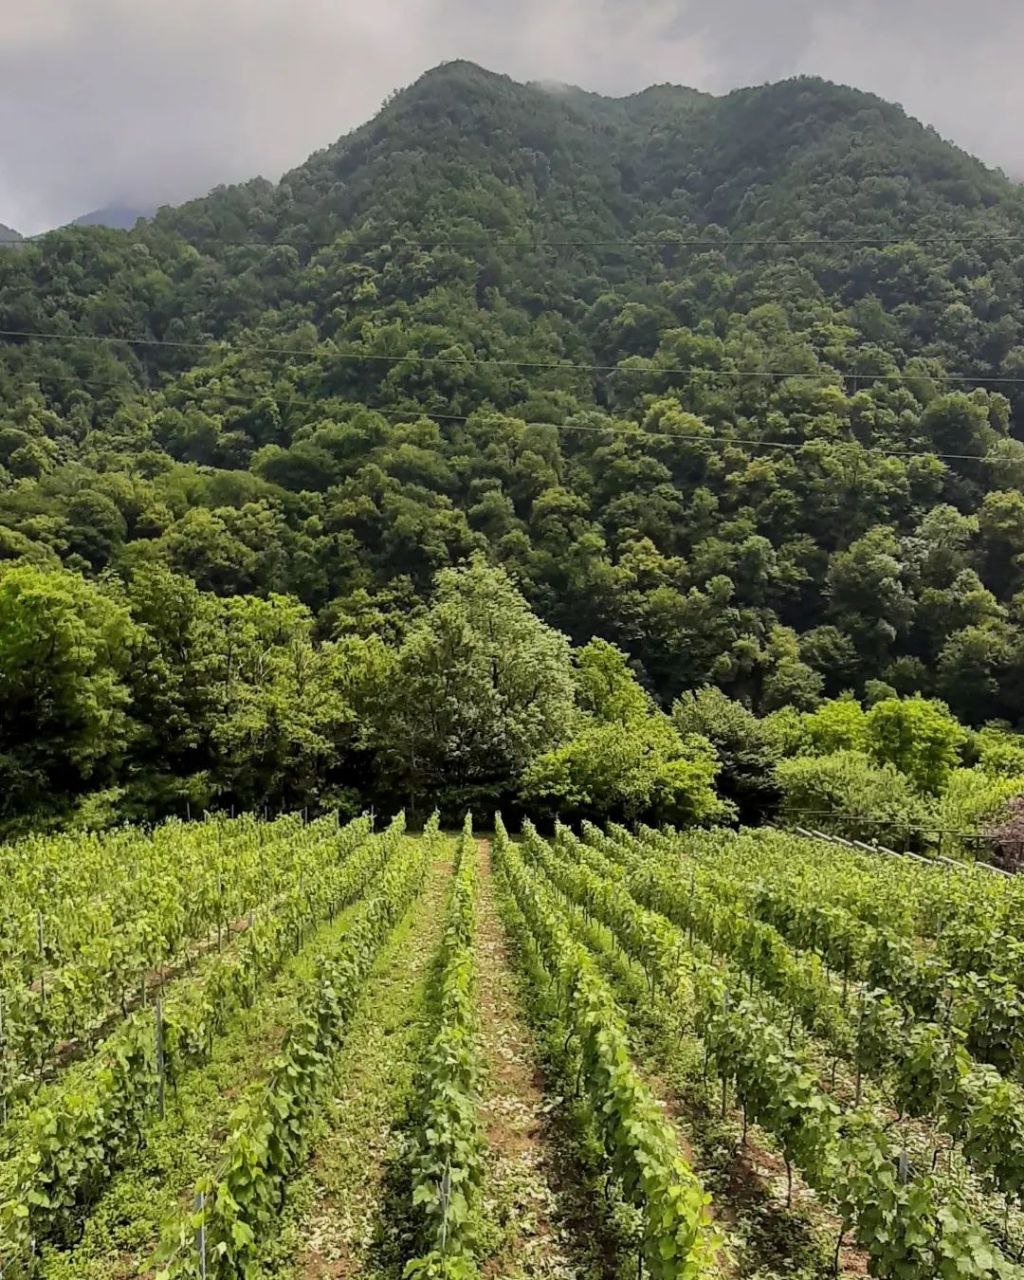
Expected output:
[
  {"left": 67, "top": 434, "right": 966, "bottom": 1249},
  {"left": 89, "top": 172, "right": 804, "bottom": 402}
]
[{"left": 3, "top": 62, "right": 1024, "bottom": 832}]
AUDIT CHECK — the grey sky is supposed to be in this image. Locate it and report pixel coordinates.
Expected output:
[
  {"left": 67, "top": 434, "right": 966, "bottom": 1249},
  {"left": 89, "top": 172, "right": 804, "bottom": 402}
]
[{"left": 3, "top": 0, "right": 1022, "bottom": 233}]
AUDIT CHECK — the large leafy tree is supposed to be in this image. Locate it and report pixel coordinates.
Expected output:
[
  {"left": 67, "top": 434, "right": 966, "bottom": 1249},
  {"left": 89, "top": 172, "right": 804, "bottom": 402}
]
[
  {"left": 775, "top": 750, "right": 929, "bottom": 844},
  {"left": 0, "top": 565, "right": 139, "bottom": 822},
  {"left": 207, "top": 593, "right": 360, "bottom": 811},
  {"left": 374, "top": 558, "right": 576, "bottom": 806},
  {"left": 673, "top": 685, "right": 781, "bottom": 819},
  {"left": 521, "top": 715, "right": 725, "bottom": 826},
  {"left": 524, "top": 638, "right": 726, "bottom": 824}
]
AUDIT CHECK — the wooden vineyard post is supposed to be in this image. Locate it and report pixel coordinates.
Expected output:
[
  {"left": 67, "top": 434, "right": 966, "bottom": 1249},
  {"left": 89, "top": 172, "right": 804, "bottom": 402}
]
[
  {"left": 854, "top": 992, "right": 864, "bottom": 1106},
  {"left": 0, "top": 986, "right": 6, "bottom": 1127},
  {"left": 36, "top": 911, "right": 45, "bottom": 1009},
  {"left": 439, "top": 1157, "right": 451, "bottom": 1266},
  {"left": 155, "top": 996, "right": 166, "bottom": 1120},
  {"left": 195, "top": 1191, "right": 207, "bottom": 1279}
]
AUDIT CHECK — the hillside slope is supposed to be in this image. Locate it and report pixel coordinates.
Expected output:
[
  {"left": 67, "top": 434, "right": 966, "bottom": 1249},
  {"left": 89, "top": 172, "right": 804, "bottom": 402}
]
[{"left": 2, "top": 58, "right": 1024, "bottom": 759}]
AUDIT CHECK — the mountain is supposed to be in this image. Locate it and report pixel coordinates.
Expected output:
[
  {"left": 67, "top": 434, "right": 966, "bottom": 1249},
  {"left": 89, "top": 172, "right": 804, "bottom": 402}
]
[
  {"left": 0, "top": 222, "right": 22, "bottom": 245},
  {"left": 3, "top": 59, "right": 1024, "bottom": 820},
  {"left": 70, "top": 203, "right": 155, "bottom": 230}
]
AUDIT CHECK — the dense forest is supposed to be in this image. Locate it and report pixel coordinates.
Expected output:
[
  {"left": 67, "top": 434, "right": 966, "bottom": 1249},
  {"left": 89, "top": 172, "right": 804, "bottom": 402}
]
[{"left": 3, "top": 61, "right": 1024, "bottom": 836}]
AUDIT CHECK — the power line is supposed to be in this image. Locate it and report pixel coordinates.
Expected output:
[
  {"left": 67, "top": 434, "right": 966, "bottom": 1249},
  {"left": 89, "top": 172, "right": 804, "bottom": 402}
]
[
  {"left": 4, "top": 367, "right": 1020, "bottom": 465},
  {"left": 3, "top": 325, "right": 1024, "bottom": 386},
  {"left": 4, "top": 227, "right": 1024, "bottom": 254}
]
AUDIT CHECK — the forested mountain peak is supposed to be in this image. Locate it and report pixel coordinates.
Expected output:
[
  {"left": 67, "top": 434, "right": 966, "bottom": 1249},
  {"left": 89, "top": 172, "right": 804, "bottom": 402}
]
[
  {"left": 144, "top": 60, "right": 1024, "bottom": 260},
  {"left": 4, "top": 60, "right": 1024, "bottom": 829}
]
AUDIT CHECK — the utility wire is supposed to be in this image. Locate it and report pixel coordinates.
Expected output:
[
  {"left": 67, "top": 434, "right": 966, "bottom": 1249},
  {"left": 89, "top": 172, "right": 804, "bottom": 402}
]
[
  {"left": 4, "top": 367, "right": 1020, "bottom": 465},
  {"left": 4, "top": 227, "right": 1024, "bottom": 252},
  {"left": 4, "top": 325, "right": 1024, "bottom": 386}
]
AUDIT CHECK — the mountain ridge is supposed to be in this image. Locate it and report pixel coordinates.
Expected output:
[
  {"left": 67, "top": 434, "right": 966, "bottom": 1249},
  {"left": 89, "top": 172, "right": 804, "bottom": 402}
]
[
  {"left": 2, "top": 58, "right": 1024, "bottom": 787},
  {"left": 70, "top": 204, "right": 156, "bottom": 230},
  {"left": 147, "top": 60, "right": 1023, "bottom": 263}
]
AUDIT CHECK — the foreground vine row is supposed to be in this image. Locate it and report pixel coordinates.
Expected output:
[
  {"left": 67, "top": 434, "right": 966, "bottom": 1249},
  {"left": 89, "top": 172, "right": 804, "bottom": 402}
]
[
  {"left": 0, "top": 814, "right": 398, "bottom": 1277},
  {"left": 403, "top": 814, "right": 485, "bottom": 1279},
  {"left": 522, "top": 821, "right": 1017, "bottom": 1280},
  {"left": 493, "top": 816, "right": 720, "bottom": 1279},
  {"left": 156, "top": 813, "right": 420, "bottom": 1279}
]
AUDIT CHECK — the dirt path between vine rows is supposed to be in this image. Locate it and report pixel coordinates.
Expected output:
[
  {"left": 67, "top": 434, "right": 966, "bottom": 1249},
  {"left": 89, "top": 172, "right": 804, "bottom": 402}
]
[
  {"left": 283, "top": 842, "right": 453, "bottom": 1280},
  {"left": 473, "top": 837, "right": 617, "bottom": 1280}
]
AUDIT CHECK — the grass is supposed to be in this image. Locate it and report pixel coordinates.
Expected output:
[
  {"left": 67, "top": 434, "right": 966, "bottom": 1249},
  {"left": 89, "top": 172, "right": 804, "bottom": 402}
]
[
  {"left": 38, "top": 893, "right": 371, "bottom": 1280},
  {"left": 266, "top": 837, "right": 454, "bottom": 1279}
]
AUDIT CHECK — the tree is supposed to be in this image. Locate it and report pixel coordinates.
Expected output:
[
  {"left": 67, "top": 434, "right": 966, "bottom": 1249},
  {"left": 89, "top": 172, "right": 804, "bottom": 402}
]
[
  {"left": 121, "top": 563, "right": 221, "bottom": 812},
  {"left": 672, "top": 686, "right": 780, "bottom": 819},
  {"left": 375, "top": 558, "right": 576, "bottom": 806},
  {"left": 802, "top": 697, "right": 868, "bottom": 754},
  {"left": 760, "top": 625, "right": 824, "bottom": 711},
  {"left": 864, "top": 695, "right": 966, "bottom": 794},
  {"left": 775, "top": 750, "right": 929, "bottom": 845},
  {"left": 0, "top": 565, "right": 139, "bottom": 824},
  {"left": 798, "top": 626, "right": 859, "bottom": 694},
  {"left": 974, "top": 728, "right": 1024, "bottom": 780},
  {"left": 207, "top": 593, "right": 358, "bottom": 811},
  {"left": 977, "top": 490, "right": 1024, "bottom": 596},
  {"left": 574, "top": 638, "right": 651, "bottom": 723},
  {"left": 936, "top": 624, "right": 1013, "bottom": 723},
  {"left": 826, "top": 527, "right": 914, "bottom": 668},
  {"left": 936, "top": 769, "right": 1024, "bottom": 858},
  {"left": 522, "top": 715, "right": 726, "bottom": 826}
]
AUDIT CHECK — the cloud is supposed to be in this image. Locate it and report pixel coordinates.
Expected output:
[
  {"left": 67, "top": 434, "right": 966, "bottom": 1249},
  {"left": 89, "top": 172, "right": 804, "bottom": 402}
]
[
  {"left": 1, "top": 0, "right": 1020, "bottom": 233},
  {"left": 797, "top": 1, "right": 1024, "bottom": 174}
]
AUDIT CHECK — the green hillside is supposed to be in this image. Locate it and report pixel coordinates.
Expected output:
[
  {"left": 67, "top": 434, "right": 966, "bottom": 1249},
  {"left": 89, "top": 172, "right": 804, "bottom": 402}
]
[{"left": 2, "top": 61, "right": 1024, "bottom": 828}]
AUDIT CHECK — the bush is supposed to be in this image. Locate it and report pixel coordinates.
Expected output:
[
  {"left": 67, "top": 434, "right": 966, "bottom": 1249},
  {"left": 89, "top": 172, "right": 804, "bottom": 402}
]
[
  {"left": 522, "top": 715, "right": 729, "bottom": 827},
  {"left": 775, "top": 750, "right": 929, "bottom": 845},
  {"left": 673, "top": 686, "right": 781, "bottom": 819}
]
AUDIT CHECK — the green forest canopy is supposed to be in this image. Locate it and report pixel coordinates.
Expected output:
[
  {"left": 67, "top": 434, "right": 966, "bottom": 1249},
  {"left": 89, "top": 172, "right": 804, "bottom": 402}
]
[{"left": 3, "top": 61, "right": 1024, "bottom": 833}]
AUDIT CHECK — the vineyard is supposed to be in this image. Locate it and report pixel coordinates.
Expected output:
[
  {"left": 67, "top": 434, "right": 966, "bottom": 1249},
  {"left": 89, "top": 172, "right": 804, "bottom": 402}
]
[{"left": 2, "top": 813, "right": 1024, "bottom": 1279}]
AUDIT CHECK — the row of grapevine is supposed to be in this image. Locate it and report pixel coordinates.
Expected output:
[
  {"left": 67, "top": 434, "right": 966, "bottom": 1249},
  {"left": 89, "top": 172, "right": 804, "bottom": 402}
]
[
  {"left": 0, "top": 820, "right": 240, "bottom": 948},
  {"left": 0, "top": 813, "right": 307, "bottom": 982},
  {"left": 0, "top": 814, "right": 389, "bottom": 1276},
  {"left": 0, "top": 812, "right": 353, "bottom": 1096},
  {"left": 570, "top": 825, "right": 1024, "bottom": 1203},
  {"left": 524, "top": 824, "right": 1016, "bottom": 1280},
  {"left": 569, "top": 825, "right": 852, "bottom": 1048},
  {"left": 154, "top": 814, "right": 422, "bottom": 1279},
  {"left": 403, "top": 814, "right": 485, "bottom": 1279},
  {"left": 610, "top": 823, "right": 1024, "bottom": 1082},
  {"left": 492, "top": 817, "right": 719, "bottom": 1280},
  {"left": 653, "top": 823, "right": 1024, "bottom": 1000},
  {"left": 623, "top": 822, "right": 1024, "bottom": 957}
]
